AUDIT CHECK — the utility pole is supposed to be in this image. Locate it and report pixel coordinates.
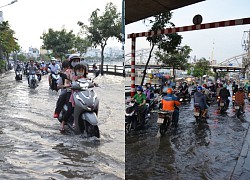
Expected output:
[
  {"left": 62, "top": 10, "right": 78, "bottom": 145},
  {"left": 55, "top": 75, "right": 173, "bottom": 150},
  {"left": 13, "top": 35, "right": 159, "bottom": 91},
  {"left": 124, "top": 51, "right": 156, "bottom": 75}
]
[{"left": 242, "top": 30, "right": 250, "bottom": 79}]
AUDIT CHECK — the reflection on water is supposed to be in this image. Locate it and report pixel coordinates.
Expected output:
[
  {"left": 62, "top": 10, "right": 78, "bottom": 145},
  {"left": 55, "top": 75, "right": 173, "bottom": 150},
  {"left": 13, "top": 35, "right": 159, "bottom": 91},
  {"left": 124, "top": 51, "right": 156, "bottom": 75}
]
[{"left": 126, "top": 98, "right": 250, "bottom": 179}]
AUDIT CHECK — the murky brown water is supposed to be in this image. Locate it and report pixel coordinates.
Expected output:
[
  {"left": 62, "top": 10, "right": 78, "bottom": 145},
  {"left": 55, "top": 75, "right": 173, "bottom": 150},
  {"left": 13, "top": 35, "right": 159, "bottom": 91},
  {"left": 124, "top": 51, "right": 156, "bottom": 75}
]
[
  {"left": 126, "top": 91, "right": 250, "bottom": 179},
  {"left": 0, "top": 70, "right": 124, "bottom": 180}
]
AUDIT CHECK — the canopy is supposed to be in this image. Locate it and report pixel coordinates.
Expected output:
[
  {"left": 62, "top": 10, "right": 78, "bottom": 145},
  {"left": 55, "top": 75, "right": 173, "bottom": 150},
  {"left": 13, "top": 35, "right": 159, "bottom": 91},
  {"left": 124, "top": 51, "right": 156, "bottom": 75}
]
[{"left": 125, "top": 0, "right": 205, "bottom": 25}]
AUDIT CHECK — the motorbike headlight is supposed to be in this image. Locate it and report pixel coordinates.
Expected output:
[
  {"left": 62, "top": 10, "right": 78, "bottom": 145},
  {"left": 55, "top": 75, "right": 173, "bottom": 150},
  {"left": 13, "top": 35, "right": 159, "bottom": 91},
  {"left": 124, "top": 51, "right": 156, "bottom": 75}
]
[{"left": 179, "top": 98, "right": 183, "bottom": 101}]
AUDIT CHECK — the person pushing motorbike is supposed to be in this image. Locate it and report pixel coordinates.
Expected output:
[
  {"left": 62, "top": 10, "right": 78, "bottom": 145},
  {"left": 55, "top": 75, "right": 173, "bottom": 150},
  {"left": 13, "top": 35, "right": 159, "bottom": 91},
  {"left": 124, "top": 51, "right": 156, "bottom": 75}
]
[
  {"left": 218, "top": 84, "right": 230, "bottom": 109},
  {"left": 194, "top": 86, "right": 208, "bottom": 119}
]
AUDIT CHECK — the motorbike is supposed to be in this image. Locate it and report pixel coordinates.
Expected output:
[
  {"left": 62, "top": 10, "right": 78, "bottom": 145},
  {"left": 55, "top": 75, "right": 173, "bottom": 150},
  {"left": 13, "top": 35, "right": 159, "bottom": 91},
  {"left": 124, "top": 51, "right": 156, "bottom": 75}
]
[
  {"left": 191, "top": 86, "right": 197, "bottom": 97},
  {"left": 208, "top": 91, "right": 217, "bottom": 104},
  {"left": 125, "top": 101, "right": 149, "bottom": 133},
  {"left": 15, "top": 69, "right": 22, "bottom": 81},
  {"left": 176, "top": 91, "right": 191, "bottom": 104},
  {"left": 58, "top": 78, "right": 100, "bottom": 138},
  {"left": 158, "top": 110, "right": 176, "bottom": 136},
  {"left": 217, "top": 96, "right": 228, "bottom": 113},
  {"left": 234, "top": 103, "right": 244, "bottom": 118},
  {"left": 36, "top": 70, "right": 42, "bottom": 81},
  {"left": 28, "top": 71, "right": 38, "bottom": 88},
  {"left": 193, "top": 103, "right": 207, "bottom": 124},
  {"left": 41, "top": 67, "right": 47, "bottom": 75},
  {"left": 232, "top": 92, "right": 236, "bottom": 106},
  {"left": 248, "top": 93, "right": 250, "bottom": 103},
  {"left": 50, "top": 71, "right": 60, "bottom": 91}
]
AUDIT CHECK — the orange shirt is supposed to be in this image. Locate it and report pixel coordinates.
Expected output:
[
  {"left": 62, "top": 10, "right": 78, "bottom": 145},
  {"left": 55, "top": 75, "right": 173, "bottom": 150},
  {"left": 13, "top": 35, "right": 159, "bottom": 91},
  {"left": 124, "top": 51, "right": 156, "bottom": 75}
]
[{"left": 162, "top": 97, "right": 181, "bottom": 111}]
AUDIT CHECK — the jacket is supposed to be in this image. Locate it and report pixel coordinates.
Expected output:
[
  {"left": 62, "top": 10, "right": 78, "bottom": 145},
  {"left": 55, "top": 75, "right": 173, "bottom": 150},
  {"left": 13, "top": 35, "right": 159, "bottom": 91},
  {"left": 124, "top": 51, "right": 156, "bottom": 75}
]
[
  {"left": 162, "top": 94, "right": 181, "bottom": 111},
  {"left": 194, "top": 91, "right": 207, "bottom": 109}
]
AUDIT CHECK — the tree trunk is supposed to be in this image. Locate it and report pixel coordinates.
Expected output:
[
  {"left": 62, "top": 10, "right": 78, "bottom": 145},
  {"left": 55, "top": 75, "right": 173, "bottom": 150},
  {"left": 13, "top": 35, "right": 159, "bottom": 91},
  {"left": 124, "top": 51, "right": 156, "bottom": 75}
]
[
  {"left": 100, "top": 45, "right": 105, "bottom": 76},
  {"left": 140, "top": 44, "right": 155, "bottom": 86},
  {"left": 172, "top": 68, "right": 175, "bottom": 81}
]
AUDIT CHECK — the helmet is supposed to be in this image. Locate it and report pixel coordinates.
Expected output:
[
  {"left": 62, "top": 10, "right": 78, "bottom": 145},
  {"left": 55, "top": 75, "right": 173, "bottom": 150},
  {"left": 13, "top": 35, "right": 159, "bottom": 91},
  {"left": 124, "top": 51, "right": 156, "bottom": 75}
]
[
  {"left": 203, "top": 84, "right": 207, "bottom": 88},
  {"left": 167, "top": 88, "right": 173, "bottom": 94},
  {"left": 68, "top": 54, "right": 81, "bottom": 68},
  {"left": 223, "top": 84, "right": 227, "bottom": 88},
  {"left": 197, "top": 86, "right": 202, "bottom": 91},
  {"left": 165, "top": 80, "right": 171, "bottom": 85},
  {"left": 68, "top": 54, "right": 81, "bottom": 63},
  {"left": 239, "top": 87, "right": 243, "bottom": 91},
  {"left": 51, "top": 57, "right": 56, "bottom": 61},
  {"left": 136, "top": 86, "right": 143, "bottom": 92}
]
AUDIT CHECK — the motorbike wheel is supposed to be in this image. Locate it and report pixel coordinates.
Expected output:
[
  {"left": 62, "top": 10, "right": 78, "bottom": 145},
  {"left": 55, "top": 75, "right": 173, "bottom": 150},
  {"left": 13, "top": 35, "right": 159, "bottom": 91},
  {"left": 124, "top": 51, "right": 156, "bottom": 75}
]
[
  {"left": 85, "top": 122, "right": 100, "bottom": 138},
  {"left": 195, "top": 116, "right": 200, "bottom": 124},
  {"left": 126, "top": 122, "right": 132, "bottom": 134},
  {"left": 159, "top": 124, "right": 167, "bottom": 136}
]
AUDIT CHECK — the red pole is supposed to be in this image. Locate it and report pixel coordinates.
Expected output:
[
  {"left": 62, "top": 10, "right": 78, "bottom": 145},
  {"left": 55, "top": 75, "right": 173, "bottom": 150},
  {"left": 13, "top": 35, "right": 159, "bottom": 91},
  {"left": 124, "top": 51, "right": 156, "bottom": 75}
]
[{"left": 131, "top": 36, "right": 136, "bottom": 97}]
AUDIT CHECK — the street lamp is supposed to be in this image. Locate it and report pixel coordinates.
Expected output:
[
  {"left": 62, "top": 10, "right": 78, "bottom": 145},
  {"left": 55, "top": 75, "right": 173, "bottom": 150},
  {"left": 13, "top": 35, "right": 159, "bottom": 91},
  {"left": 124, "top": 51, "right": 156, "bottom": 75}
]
[{"left": 0, "top": 0, "right": 18, "bottom": 9}]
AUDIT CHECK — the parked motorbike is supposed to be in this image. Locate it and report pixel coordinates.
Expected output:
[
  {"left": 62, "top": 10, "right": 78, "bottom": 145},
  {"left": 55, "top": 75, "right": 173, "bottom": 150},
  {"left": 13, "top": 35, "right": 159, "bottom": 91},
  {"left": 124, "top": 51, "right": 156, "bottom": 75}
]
[
  {"left": 28, "top": 71, "right": 38, "bottom": 88},
  {"left": 58, "top": 78, "right": 100, "bottom": 138},
  {"left": 50, "top": 71, "right": 60, "bottom": 91},
  {"left": 15, "top": 70, "right": 22, "bottom": 81}
]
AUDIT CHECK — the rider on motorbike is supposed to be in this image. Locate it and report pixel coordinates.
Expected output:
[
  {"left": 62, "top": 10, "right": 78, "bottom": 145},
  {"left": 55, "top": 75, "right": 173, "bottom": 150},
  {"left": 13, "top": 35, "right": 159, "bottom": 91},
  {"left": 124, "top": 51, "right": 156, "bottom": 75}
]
[
  {"left": 218, "top": 84, "right": 231, "bottom": 109},
  {"left": 131, "top": 86, "right": 147, "bottom": 126},
  {"left": 48, "top": 57, "right": 61, "bottom": 88},
  {"left": 180, "top": 82, "right": 189, "bottom": 96},
  {"left": 53, "top": 60, "right": 71, "bottom": 118},
  {"left": 58, "top": 55, "right": 81, "bottom": 131},
  {"left": 27, "top": 59, "right": 38, "bottom": 86},
  {"left": 161, "top": 88, "right": 181, "bottom": 126},
  {"left": 194, "top": 86, "right": 208, "bottom": 118},
  {"left": 162, "top": 80, "right": 172, "bottom": 97},
  {"left": 235, "top": 87, "right": 245, "bottom": 113}
]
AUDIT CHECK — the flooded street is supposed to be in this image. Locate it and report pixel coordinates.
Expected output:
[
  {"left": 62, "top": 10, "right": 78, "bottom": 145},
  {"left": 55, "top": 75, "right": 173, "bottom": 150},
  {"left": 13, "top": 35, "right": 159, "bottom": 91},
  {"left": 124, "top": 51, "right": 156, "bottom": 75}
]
[
  {"left": 0, "top": 70, "right": 124, "bottom": 180},
  {"left": 126, "top": 93, "right": 250, "bottom": 179}
]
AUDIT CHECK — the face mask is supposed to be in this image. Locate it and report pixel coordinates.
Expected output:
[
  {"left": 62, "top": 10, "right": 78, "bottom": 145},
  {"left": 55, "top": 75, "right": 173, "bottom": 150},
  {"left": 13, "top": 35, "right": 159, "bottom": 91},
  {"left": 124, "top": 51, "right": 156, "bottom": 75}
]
[
  {"left": 77, "top": 72, "right": 84, "bottom": 76},
  {"left": 71, "top": 62, "right": 79, "bottom": 68},
  {"left": 137, "top": 91, "right": 141, "bottom": 94}
]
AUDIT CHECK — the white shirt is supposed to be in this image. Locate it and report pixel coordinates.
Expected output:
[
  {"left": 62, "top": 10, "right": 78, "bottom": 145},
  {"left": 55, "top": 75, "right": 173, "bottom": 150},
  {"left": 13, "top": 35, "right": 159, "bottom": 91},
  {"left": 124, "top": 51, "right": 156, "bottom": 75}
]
[{"left": 48, "top": 64, "right": 61, "bottom": 73}]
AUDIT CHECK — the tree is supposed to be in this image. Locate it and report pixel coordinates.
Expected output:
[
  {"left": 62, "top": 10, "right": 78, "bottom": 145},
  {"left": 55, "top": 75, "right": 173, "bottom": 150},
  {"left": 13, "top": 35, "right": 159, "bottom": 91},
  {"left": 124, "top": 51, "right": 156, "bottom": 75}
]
[
  {"left": 78, "top": 2, "right": 122, "bottom": 75},
  {"left": 74, "top": 36, "right": 91, "bottom": 57},
  {"left": 17, "top": 53, "right": 27, "bottom": 62},
  {"left": 192, "top": 58, "right": 211, "bottom": 79},
  {"left": 155, "top": 45, "right": 192, "bottom": 79},
  {"left": 40, "top": 28, "right": 76, "bottom": 60},
  {"left": 140, "top": 12, "right": 182, "bottom": 86},
  {"left": 0, "top": 21, "right": 19, "bottom": 69}
]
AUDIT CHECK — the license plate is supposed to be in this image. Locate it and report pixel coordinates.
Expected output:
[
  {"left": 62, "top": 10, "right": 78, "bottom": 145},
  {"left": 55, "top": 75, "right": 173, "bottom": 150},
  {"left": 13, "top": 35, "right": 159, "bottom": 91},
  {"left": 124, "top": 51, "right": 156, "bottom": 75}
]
[
  {"left": 194, "top": 112, "right": 200, "bottom": 116},
  {"left": 220, "top": 103, "right": 224, "bottom": 106},
  {"left": 157, "top": 118, "right": 164, "bottom": 124},
  {"left": 235, "top": 106, "right": 240, "bottom": 109}
]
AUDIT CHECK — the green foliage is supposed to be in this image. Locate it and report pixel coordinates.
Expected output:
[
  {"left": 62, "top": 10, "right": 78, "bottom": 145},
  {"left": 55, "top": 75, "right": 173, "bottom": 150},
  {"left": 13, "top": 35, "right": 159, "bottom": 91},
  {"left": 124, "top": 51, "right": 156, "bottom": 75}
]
[
  {"left": 192, "top": 58, "right": 211, "bottom": 77},
  {"left": 74, "top": 36, "right": 91, "bottom": 56},
  {"left": 155, "top": 45, "right": 192, "bottom": 71},
  {"left": 0, "top": 21, "right": 19, "bottom": 59},
  {"left": 0, "top": 60, "right": 6, "bottom": 71},
  {"left": 146, "top": 12, "right": 182, "bottom": 53},
  {"left": 17, "top": 54, "right": 27, "bottom": 62},
  {"left": 78, "top": 2, "right": 122, "bottom": 75},
  {"left": 40, "top": 28, "right": 76, "bottom": 60}
]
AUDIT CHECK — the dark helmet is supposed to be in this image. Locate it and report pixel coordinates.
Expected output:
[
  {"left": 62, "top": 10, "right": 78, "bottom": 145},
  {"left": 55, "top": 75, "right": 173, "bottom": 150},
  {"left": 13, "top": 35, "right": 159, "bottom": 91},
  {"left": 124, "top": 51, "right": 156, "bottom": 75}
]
[{"left": 137, "top": 86, "right": 143, "bottom": 92}]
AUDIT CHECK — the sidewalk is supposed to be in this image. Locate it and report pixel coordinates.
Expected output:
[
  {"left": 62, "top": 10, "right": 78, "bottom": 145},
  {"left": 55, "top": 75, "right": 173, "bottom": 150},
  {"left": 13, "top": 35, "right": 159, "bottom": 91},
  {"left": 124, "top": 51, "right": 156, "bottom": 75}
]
[{"left": 231, "top": 120, "right": 250, "bottom": 179}]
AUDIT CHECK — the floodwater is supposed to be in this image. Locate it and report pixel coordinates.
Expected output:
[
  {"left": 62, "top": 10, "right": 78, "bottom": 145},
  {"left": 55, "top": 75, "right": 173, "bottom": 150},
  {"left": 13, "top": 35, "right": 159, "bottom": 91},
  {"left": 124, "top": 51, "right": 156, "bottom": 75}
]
[
  {"left": 0, "top": 70, "right": 124, "bottom": 180},
  {"left": 126, "top": 92, "right": 250, "bottom": 179}
]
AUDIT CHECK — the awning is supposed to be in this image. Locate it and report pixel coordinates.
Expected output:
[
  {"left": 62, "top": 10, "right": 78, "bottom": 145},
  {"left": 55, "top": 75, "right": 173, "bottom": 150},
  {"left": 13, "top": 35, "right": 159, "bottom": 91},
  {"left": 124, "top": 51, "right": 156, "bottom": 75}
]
[{"left": 125, "top": 0, "right": 205, "bottom": 25}]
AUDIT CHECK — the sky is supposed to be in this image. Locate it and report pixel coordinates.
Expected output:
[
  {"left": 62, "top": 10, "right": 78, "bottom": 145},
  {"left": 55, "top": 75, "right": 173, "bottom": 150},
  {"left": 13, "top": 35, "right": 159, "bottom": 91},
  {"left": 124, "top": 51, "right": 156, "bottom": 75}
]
[
  {"left": 125, "top": 0, "right": 250, "bottom": 64},
  {"left": 0, "top": 0, "right": 122, "bottom": 52}
]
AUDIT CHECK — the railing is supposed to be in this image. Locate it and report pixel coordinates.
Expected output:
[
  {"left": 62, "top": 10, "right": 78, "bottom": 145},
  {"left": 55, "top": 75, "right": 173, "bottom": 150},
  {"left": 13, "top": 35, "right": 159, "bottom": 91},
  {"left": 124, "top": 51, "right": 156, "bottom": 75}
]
[{"left": 89, "top": 64, "right": 125, "bottom": 77}]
